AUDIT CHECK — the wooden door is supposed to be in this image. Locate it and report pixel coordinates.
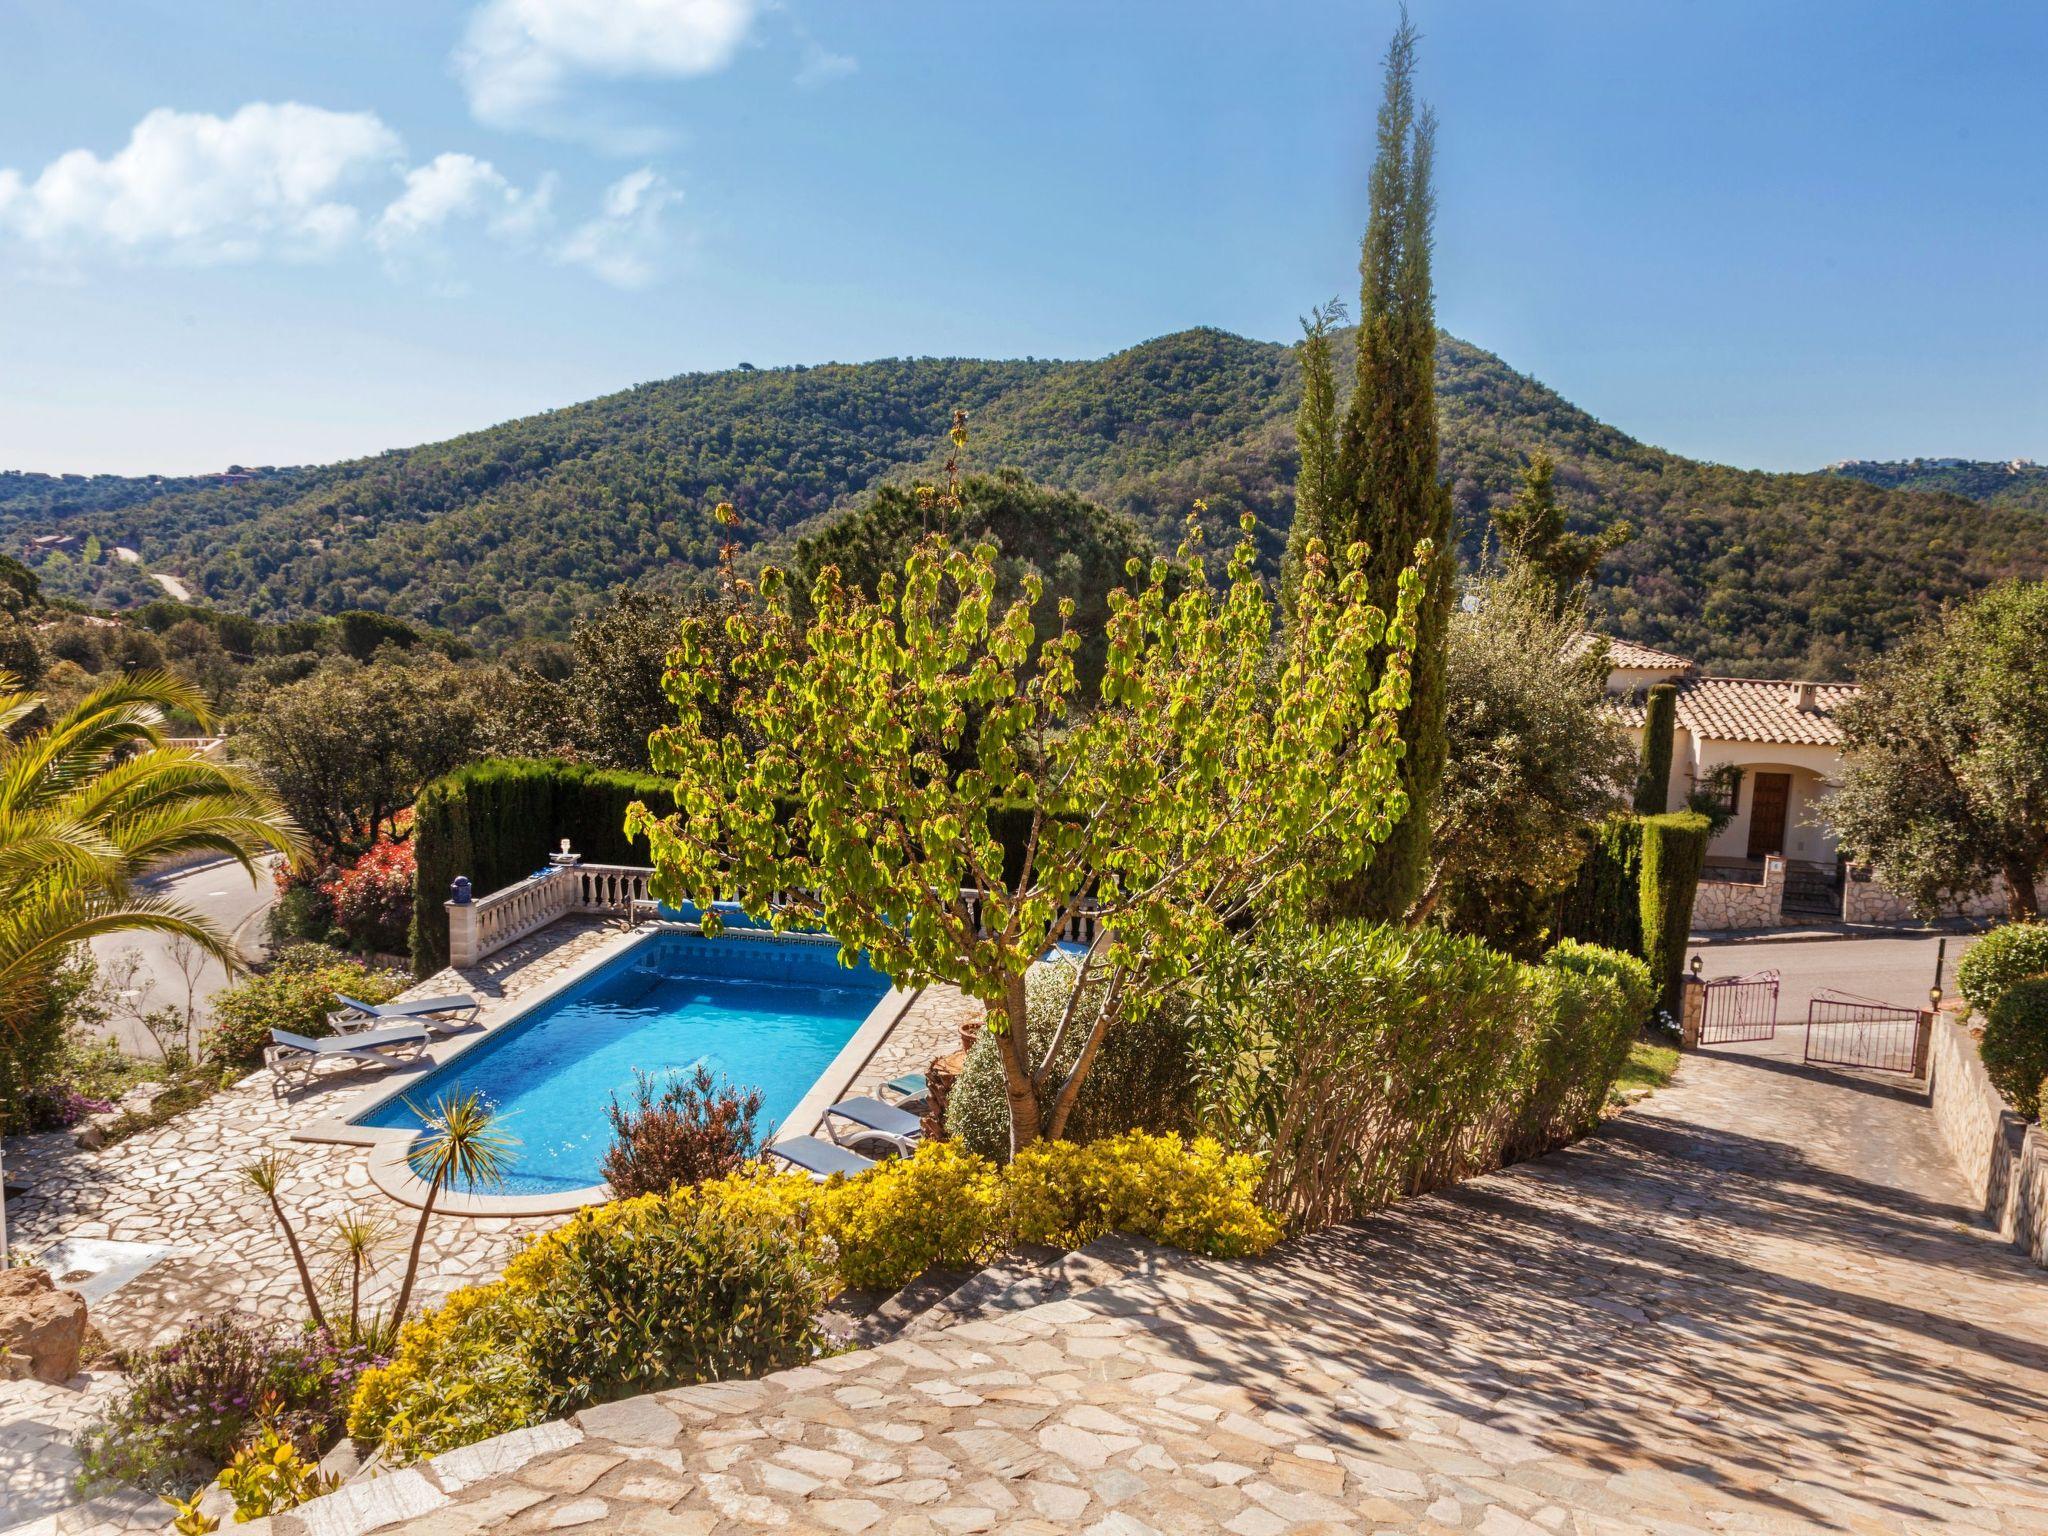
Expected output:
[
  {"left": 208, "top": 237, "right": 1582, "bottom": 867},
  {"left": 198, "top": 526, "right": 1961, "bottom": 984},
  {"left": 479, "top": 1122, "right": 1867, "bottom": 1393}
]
[{"left": 1747, "top": 772, "right": 1790, "bottom": 860}]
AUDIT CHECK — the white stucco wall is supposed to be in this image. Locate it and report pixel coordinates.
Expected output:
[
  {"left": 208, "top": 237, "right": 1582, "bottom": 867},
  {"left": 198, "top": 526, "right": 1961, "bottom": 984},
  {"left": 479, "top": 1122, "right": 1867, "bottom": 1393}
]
[{"left": 1685, "top": 741, "right": 1843, "bottom": 866}]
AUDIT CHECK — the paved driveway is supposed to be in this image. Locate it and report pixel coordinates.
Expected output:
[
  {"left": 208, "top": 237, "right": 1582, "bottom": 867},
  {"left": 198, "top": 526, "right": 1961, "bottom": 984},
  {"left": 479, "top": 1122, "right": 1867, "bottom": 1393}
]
[
  {"left": 1688, "top": 931, "right": 1981, "bottom": 1018},
  {"left": 286, "top": 1023, "right": 2048, "bottom": 1534},
  {"left": 86, "top": 855, "right": 280, "bottom": 1055}
]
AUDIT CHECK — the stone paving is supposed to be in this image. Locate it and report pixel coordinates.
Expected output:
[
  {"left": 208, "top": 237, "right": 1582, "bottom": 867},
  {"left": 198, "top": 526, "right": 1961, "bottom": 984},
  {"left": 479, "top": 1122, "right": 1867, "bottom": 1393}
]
[
  {"left": 261, "top": 1031, "right": 2048, "bottom": 1536},
  {"left": 0, "top": 919, "right": 976, "bottom": 1533}
]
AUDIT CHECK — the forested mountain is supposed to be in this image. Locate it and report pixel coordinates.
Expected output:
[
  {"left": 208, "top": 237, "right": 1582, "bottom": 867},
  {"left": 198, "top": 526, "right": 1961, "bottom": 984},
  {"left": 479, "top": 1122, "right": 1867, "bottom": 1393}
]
[
  {"left": 1827, "top": 457, "right": 2048, "bottom": 518},
  {"left": 7, "top": 330, "right": 2043, "bottom": 679}
]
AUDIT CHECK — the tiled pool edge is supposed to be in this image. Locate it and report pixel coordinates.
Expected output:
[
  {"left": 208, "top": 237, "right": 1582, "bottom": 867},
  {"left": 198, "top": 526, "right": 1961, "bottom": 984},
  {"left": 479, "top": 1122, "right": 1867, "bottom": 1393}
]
[{"left": 290, "top": 922, "right": 922, "bottom": 1218}]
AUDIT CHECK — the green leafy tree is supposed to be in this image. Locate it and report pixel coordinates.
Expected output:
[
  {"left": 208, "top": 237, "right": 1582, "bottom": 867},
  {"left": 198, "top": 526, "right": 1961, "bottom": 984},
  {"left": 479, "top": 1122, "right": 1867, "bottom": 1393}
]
[
  {"left": 1427, "top": 565, "right": 1634, "bottom": 955},
  {"left": 235, "top": 652, "right": 490, "bottom": 856},
  {"left": 1490, "top": 453, "right": 1633, "bottom": 614},
  {"left": 634, "top": 492, "right": 1427, "bottom": 1151},
  {"left": 1828, "top": 580, "right": 2048, "bottom": 919},
  {"left": 1286, "top": 14, "right": 1456, "bottom": 922}
]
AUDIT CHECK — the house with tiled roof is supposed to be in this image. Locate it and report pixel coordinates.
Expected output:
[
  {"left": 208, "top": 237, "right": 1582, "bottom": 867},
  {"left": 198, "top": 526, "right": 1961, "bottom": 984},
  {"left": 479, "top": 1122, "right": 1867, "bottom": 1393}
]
[{"left": 1586, "top": 638, "right": 1863, "bottom": 923}]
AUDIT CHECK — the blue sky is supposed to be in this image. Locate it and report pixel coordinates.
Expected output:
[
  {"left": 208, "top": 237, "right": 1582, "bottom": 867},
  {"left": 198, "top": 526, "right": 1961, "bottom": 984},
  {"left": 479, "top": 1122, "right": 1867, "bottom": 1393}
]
[{"left": 2, "top": 0, "right": 2043, "bottom": 476}]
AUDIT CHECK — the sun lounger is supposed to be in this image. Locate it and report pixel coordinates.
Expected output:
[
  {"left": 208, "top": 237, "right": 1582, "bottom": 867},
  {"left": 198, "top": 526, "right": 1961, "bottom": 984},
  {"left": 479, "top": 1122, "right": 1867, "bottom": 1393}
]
[
  {"left": 878, "top": 1072, "right": 929, "bottom": 1113},
  {"left": 332, "top": 992, "right": 481, "bottom": 1033},
  {"left": 823, "top": 1094, "right": 925, "bottom": 1157},
  {"left": 765, "top": 1135, "right": 875, "bottom": 1179},
  {"left": 265, "top": 1024, "right": 429, "bottom": 1088}
]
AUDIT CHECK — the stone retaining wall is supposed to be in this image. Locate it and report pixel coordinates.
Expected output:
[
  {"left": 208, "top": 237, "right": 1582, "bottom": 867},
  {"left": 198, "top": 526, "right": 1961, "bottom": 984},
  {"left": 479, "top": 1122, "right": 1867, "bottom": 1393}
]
[
  {"left": 1692, "top": 857, "right": 1783, "bottom": 931},
  {"left": 1926, "top": 1012, "right": 2048, "bottom": 1269}
]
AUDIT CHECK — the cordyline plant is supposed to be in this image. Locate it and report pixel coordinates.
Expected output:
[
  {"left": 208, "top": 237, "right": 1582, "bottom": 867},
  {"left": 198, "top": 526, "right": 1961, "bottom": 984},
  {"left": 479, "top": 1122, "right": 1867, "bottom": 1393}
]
[{"left": 632, "top": 487, "right": 1430, "bottom": 1152}]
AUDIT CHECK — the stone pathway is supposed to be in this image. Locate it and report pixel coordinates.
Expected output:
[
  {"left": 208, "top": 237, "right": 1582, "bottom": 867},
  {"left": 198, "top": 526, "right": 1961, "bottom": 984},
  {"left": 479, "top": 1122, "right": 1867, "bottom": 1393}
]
[{"left": 263, "top": 1032, "right": 2048, "bottom": 1536}]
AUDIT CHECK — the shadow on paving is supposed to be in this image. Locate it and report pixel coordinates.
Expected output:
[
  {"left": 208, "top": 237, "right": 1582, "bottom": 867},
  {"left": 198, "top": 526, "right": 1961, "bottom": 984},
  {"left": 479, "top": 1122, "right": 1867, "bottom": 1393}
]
[{"left": 1085, "top": 1049, "right": 2048, "bottom": 1533}]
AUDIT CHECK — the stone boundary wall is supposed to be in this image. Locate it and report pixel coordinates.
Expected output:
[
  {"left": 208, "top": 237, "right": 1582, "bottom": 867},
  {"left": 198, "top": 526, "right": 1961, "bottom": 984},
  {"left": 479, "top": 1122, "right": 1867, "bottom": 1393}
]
[
  {"left": 1926, "top": 1013, "right": 2048, "bottom": 1270},
  {"left": 1692, "top": 857, "right": 1783, "bottom": 931}
]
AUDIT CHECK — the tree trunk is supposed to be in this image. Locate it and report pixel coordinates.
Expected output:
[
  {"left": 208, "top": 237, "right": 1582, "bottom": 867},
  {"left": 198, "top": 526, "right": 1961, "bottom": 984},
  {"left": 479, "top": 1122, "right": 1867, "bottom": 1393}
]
[
  {"left": 389, "top": 1176, "right": 442, "bottom": 1331},
  {"left": 266, "top": 1191, "right": 327, "bottom": 1335},
  {"left": 993, "top": 972, "right": 1042, "bottom": 1153},
  {"left": 2006, "top": 856, "right": 2042, "bottom": 921}
]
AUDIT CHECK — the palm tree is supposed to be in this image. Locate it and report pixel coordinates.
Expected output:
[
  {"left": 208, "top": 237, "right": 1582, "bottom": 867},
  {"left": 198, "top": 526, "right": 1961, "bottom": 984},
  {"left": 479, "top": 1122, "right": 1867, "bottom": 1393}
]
[
  {"left": 0, "top": 668, "right": 306, "bottom": 1045},
  {"left": 389, "top": 1091, "right": 515, "bottom": 1330},
  {"left": 241, "top": 1152, "right": 328, "bottom": 1334}
]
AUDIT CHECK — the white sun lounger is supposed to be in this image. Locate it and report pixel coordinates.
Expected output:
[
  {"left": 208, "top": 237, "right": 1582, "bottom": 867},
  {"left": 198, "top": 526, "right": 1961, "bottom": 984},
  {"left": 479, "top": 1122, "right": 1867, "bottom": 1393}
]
[
  {"left": 823, "top": 1095, "right": 925, "bottom": 1158},
  {"left": 765, "top": 1136, "right": 875, "bottom": 1180},
  {"left": 333, "top": 992, "right": 481, "bottom": 1034},
  {"left": 265, "top": 1024, "right": 429, "bottom": 1088}
]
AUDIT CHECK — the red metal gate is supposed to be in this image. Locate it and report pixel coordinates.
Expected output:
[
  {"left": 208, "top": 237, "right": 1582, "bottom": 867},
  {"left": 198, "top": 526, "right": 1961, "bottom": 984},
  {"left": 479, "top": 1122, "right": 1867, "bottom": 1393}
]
[
  {"left": 1803, "top": 991, "right": 1928, "bottom": 1075},
  {"left": 1699, "top": 971, "right": 1780, "bottom": 1043}
]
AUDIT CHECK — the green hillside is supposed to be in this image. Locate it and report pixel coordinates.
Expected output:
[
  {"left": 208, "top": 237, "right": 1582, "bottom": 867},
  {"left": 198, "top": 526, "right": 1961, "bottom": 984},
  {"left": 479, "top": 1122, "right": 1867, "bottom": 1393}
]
[
  {"left": 7, "top": 330, "right": 2043, "bottom": 679},
  {"left": 1827, "top": 457, "right": 2048, "bottom": 518}
]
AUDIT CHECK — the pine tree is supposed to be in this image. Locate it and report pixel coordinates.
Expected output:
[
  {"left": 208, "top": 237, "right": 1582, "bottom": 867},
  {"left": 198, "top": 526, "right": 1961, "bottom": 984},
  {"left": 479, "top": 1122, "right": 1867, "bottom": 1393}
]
[
  {"left": 1316, "top": 14, "right": 1457, "bottom": 922},
  {"left": 1492, "top": 452, "right": 1633, "bottom": 616}
]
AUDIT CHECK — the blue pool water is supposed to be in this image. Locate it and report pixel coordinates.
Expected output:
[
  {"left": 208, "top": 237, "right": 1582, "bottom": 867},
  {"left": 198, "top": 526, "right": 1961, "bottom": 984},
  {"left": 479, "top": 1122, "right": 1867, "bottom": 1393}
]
[{"left": 352, "top": 932, "right": 892, "bottom": 1197}]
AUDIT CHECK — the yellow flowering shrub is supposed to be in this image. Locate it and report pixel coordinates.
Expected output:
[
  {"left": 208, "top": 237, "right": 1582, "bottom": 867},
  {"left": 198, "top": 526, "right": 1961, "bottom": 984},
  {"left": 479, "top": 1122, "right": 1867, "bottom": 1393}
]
[
  {"left": 345, "top": 1278, "right": 544, "bottom": 1463},
  {"left": 813, "top": 1140, "right": 1004, "bottom": 1290},
  {"left": 1006, "top": 1131, "right": 1281, "bottom": 1259}
]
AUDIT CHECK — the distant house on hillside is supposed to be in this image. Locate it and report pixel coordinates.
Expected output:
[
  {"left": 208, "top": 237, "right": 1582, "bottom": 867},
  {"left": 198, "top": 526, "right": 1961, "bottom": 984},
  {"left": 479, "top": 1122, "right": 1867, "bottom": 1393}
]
[{"left": 1583, "top": 637, "right": 2017, "bottom": 929}]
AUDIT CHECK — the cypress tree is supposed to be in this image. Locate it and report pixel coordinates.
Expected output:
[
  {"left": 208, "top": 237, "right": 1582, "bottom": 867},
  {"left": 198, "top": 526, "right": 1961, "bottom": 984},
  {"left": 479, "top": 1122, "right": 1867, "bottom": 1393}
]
[
  {"left": 1319, "top": 14, "right": 1457, "bottom": 922},
  {"left": 1280, "top": 300, "right": 1344, "bottom": 623},
  {"left": 1635, "top": 682, "right": 1678, "bottom": 813}
]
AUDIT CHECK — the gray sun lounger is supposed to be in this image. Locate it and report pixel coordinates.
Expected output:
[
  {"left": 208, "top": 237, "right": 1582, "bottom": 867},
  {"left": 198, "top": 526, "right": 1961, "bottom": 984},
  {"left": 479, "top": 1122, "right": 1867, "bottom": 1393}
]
[
  {"left": 765, "top": 1135, "right": 875, "bottom": 1179},
  {"left": 266, "top": 1024, "right": 430, "bottom": 1088},
  {"left": 823, "top": 1095, "right": 925, "bottom": 1156},
  {"left": 335, "top": 992, "right": 481, "bottom": 1031}
]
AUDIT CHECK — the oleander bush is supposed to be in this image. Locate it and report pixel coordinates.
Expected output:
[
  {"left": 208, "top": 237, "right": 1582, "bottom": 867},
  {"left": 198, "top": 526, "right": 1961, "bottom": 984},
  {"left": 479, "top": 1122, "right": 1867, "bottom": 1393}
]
[
  {"left": 203, "top": 947, "right": 409, "bottom": 1067},
  {"left": 947, "top": 958, "right": 1196, "bottom": 1162},
  {"left": 1194, "top": 921, "right": 1644, "bottom": 1230},
  {"left": 1957, "top": 922, "right": 2048, "bottom": 1020},
  {"left": 601, "top": 1065, "right": 764, "bottom": 1197},
  {"left": 1980, "top": 977, "right": 2048, "bottom": 1120}
]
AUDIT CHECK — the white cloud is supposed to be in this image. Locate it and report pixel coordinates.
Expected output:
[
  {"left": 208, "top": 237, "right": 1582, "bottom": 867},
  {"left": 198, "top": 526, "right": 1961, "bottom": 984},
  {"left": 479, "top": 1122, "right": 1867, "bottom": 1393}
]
[
  {"left": 793, "top": 38, "right": 857, "bottom": 90},
  {"left": 0, "top": 105, "right": 677, "bottom": 288},
  {"left": 555, "top": 166, "right": 678, "bottom": 288},
  {"left": 457, "top": 0, "right": 759, "bottom": 131},
  {"left": 0, "top": 102, "right": 400, "bottom": 264},
  {"left": 375, "top": 152, "right": 554, "bottom": 247}
]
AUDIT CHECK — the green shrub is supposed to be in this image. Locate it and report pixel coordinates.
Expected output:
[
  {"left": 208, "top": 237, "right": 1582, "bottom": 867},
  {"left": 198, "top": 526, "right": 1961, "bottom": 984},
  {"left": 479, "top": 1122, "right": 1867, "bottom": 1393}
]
[
  {"left": 1981, "top": 977, "right": 2048, "bottom": 1120},
  {"left": 1634, "top": 682, "right": 1677, "bottom": 812},
  {"left": 1196, "top": 921, "right": 1640, "bottom": 1229},
  {"left": 204, "top": 949, "right": 409, "bottom": 1067},
  {"left": 1545, "top": 938, "right": 1657, "bottom": 1029},
  {"left": 1006, "top": 1131, "right": 1281, "bottom": 1258},
  {"left": 1957, "top": 923, "right": 2048, "bottom": 1019},
  {"left": 947, "top": 958, "right": 1194, "bottom": 1162},
  {"left": 814, "top": 1141, "right": 1005, "bottom": 1290},
  {"left": 1554, "top": 816, "right": 1644, "bottom": 956}
]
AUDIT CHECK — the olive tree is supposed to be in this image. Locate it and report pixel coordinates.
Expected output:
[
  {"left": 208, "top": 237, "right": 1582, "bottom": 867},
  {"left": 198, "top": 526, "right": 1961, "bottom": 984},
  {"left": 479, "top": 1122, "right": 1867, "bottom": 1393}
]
[
  {"left": 1828, "top": 580, "right": 2048, "bottom": 920},
  {"left": 633, "top": 499, "right": 1428, "bottom": 1150}
]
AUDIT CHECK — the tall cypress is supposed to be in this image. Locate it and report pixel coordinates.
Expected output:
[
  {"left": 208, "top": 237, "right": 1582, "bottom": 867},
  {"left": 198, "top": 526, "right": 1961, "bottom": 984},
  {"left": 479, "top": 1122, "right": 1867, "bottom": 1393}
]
[
  {"left": 1281, "top": 301, "right": 1344, "bottom": 623},
  {"left": 1319, "top": 14, "right": 1456, "bottom": 922}
]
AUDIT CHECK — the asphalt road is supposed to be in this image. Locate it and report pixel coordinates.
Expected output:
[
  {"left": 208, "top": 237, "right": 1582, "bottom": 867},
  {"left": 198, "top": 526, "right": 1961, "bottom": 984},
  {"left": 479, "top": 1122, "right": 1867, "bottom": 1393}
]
[
  {"left": 1686, "top": 931, "right": 1981, "bottom": 1018},
  {"left": 87, "top": 855, "right": 281, "bottom": 1056}
]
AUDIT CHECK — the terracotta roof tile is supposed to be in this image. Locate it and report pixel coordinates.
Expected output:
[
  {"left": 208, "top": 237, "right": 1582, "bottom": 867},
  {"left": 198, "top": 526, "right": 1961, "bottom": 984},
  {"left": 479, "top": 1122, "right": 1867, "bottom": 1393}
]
[
  {"left": 1606, "top": 677, "right": 1859, "bottom": 747},
  {"left": 1571, "top": 633, "right": 1695, "bottom": 671}
]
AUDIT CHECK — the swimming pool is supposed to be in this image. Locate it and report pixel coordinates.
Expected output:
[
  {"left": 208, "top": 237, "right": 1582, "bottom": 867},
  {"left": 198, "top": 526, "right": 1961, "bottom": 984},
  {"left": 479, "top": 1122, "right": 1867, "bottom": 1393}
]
[{"left": 350, "top": 931, "right": 893, "bottom": 1198}]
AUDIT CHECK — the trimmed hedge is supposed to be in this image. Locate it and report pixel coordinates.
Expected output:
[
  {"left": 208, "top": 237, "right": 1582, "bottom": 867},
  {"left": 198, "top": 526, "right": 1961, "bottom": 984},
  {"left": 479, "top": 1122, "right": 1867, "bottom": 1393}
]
[
  {"left": 1981, "top": 977, "right": 2048, "bottom": 1120},
  {"left": 1198, "top": 923, "right": 1645, "bottom": 1230},
  {"left": 1555, "top": 811, "right": 1709, "bottom": 1015},
  {"left": 409, "top": 760, "right": 678, "bottom": 973},
  {"left": 411, "top": 757, "right": 1048, "bottom": 974}
]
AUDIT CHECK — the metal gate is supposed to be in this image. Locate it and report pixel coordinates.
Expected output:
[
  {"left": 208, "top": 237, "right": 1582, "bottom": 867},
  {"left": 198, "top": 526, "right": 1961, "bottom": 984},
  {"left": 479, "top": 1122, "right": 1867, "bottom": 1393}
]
[
  {"left": 1803, "top": 991, "right": 1928, "bottom": 1075},
  {"left": 1699, "top": 971, "right": 1780, "bottom": 1043}
]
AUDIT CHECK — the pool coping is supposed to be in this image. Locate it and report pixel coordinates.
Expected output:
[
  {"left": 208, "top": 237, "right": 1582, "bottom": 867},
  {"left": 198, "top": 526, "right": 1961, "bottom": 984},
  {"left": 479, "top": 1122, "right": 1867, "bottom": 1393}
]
[{"left": 290, "top": 922, "right": 920, "bottom": 1218}]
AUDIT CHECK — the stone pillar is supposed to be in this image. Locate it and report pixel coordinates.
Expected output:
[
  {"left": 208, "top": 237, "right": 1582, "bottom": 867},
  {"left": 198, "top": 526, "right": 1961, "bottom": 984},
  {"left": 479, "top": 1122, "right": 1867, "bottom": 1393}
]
[
  {"left": 1762, "top": 855, "right": 1787, "bottom": 926},
  {"left": 446, "top": 878, "right": 479, "bottom": 970},
  {"left": 1912, "top": 1010, "right": 1935, "bottom": 1080},
  {"left": 1680, "top": 976, "right": 1705, "bottom": 1051}
]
